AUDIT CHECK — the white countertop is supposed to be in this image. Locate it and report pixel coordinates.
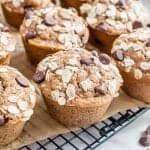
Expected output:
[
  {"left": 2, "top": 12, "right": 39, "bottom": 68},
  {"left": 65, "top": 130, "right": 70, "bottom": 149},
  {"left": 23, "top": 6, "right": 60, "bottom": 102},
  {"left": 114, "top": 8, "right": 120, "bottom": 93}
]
[{"left": 96, "top": 110, "right": 150, "bottom": 150}]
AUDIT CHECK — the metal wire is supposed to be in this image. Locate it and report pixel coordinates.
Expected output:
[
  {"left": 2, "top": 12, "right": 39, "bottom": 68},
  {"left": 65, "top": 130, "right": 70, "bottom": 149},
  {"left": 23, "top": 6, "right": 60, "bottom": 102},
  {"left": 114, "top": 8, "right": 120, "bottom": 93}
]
[{"left": 20, "top": 108, "right": 147, "bottom": 150}]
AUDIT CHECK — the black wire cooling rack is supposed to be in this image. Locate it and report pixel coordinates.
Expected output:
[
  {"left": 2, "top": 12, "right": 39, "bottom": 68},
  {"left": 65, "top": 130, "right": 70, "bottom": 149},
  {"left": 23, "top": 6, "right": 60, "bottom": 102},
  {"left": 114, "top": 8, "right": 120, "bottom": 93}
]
[{"left": 20, "top": 108, "right": 148, "bottom": 150}]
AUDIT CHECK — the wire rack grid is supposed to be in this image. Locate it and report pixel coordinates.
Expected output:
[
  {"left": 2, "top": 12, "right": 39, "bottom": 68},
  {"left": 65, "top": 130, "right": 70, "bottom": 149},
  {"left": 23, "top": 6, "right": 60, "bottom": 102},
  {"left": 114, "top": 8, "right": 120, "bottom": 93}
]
[{"left": 20, "top": 108, "right": 148, "bottom": 150}]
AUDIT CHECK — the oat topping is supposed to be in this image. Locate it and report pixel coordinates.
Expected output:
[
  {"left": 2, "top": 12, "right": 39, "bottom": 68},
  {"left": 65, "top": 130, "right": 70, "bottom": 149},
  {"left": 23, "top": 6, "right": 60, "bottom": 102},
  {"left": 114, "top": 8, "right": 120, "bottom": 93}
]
[
  {"left": 112, "top": 28, "right": 150, "bottom": 79},
  {"left": 0, "top": 23, "right": 16, "bottom": 59},
  {"left": 20, "top": 6, "right": 89, "bottom": 49},
  {"left": 0, "top": 66, "right": 36, "bottom": 124},
  {"left": 80, "top": 0, "right": 148, "bottom": 35},
  {"left": 35, "top": 48, "right": 123, "bottom": 105},
  {"left": 2, "top": 0, "right": 58, "bottom": 8}
]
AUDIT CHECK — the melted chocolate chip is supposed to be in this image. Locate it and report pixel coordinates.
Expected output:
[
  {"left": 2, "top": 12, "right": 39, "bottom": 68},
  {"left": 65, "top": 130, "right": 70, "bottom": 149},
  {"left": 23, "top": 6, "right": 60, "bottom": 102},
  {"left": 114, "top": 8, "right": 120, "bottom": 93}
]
[
  {"left": 25, "top": 31, "right": 36, "bottom": 40},
  {"left": 99, "top": 53, "right": 110, "bottom": 65},
  {"left": 95, "top": 84, "right": 106, "bottom": 95},
  {"left": 147, "top": 24, "right": 150, "bottom": 28},
  {"left": 0, "top": 115, "right": 6, "bottom": 126},
  {"left": 112, "top": 50, "right": 124, "bottom": 61},
  {"left": 51, "top": 0, "right": 57, "bottom": 4},
  {"left": 33, "top": 71, "right": 45, "bottom": 83},
  {"left": 24, "top": 6, "right": 33, "bottom": 19},
  {"left": 15, "top": 76, "right": 29, "bottom": 87},
  {"left": 44, "top": 14, "right": 56, "bottom": 26},
  {"left": 96, "top": 23, "right": 108, "bottom": 32},
  {"left": 139, "top": 135, "right": 150, "bottom": 147},
  {"left": 146, "top": 41, "right": 150, "bottom": 47},
  {"left": 116, "top": 0, "right": 127, "bottom": 9},
  {"left": 80, "top": 58, "right": 94, "bottom": 65},
  {"left": 132, "top": 21, "right": 143, "bottom": 29}
]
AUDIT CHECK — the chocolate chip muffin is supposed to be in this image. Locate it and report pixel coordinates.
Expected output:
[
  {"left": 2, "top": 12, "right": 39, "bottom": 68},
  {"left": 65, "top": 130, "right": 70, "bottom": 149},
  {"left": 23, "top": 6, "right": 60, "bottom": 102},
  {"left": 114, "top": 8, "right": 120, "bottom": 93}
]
[
  {"left": 112, "top": 28, "right": 150, "bottom": 103},
  {"left": 80, "top": 0, "right": 148, "bottom": 54},
  {"left": 20, "top": 6, "right": 89, "bottom": 65},
  {"left": 0, "top": 66, "right": 36, "bottom": 145},
  {"left": 0, "top": 23, "right": 16, "bottom": 65},
  {"left": 61, "top": 0, "right": 94, "bottom": 10},
  {"left": 1, "top": 0, "right": 59, "bottom": 28},
  {"left": 33, "top": 48, "right": 122, "bottom": 127}
]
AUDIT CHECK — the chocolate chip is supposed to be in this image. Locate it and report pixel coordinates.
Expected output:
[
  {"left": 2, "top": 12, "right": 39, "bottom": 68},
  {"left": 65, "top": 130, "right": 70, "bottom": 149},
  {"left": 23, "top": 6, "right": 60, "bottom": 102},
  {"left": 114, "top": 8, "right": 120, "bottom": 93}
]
[
  {"left": 147, "top": 24, "right": 150, "bottom": 28},
  {"left": 25, "top": 31, "right": 36, "bottom": 40},
  {"left": 139, "top": 135, "right": 150, "bottom": 147},
  {"left": 51, "top": 0, "right": 57, "bottom": 4},
  {"left": 96, "top": 23, "right": 108, "bottom": 32},
  {"left": 80, "top": 58, "right": 94, "bottom": 65},
  {"left": 15, "top": 76, "right": 29, "bottom": 87},
  {"left": 33, "top": 71, "right": 45, "bottom": 83},
  {"left": 0, "top": 115, "right": 6, "bottom": 126},
  {"left": 99, "top": 53, "right": 110, "bottom": 65},
  {"left": 24, "top": 6, "right": 33, "bottom": 19},
  {"left": 132, "top": 21, "right": 143, "bottom": 29},
  {"left": 95, "top": 84, "right": 107, "bottom": 95},
  {"left": 116, "top": 0, "right": 127, "bottom": 9},
  {"left": 44, "top": 14, "right": 56, "bottom": 26},
  {"left": 146, "top": 41, "right": 150, "bottom": 47},
  {"left": 112, "top": 50, "right": 124, "bottom": 61}
]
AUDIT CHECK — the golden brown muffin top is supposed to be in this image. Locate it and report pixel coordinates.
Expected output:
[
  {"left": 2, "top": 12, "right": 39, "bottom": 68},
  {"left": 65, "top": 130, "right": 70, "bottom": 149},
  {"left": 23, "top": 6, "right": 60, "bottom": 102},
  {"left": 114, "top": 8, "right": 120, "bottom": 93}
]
[
  {"left": 0, "top": 23, "right": 16, "bottom": 59},
  {"left": 20, "top": 6, "right": 89, "bottom": 50},
  {"left": 80, "top": 0, "right": 148, "bottom": 35},
  {"left": 112, "top": 28, "right": 150, "bottom": 80},
  {"left": 34, "top": 48, "right": 122, "bottom": 105},
  {"left": 0, "top": 66, "right": 36, "bottom": 126}
]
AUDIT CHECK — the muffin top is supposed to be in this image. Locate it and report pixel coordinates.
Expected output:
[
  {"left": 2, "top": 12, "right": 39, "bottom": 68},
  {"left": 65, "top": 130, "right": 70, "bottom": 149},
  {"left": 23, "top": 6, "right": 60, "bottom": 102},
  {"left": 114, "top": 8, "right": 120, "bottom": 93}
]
[
  {"left": 20, "top": 6, "right": 89, "bottom": 49},
  {"left": 34, "top": 48, "right": 122, "bottom": 105},
  {"left": 2, "top": 0, "right": 59, "bottom": 8},
  {"left": 0, "top": 23, "right": 16, "bottom": 59},
  {"left": 0, "top": 66, "right": 36, "bottom": 126},
  {"left": 112, "top": 28, "right": 150, "bottom": 80},
  {"left": 80, "top": 0, "right": 148, "bottom": 35}
]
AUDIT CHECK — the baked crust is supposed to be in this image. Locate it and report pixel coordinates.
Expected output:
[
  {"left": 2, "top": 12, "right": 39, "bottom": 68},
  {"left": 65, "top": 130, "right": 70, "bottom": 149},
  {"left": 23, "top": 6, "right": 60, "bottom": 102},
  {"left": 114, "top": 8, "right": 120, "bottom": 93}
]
[
  {"left": 1, "top": 0, "right": 58, "bottom": 28},
  {"left": 62, "top": 0, "right": 94, "bottom": 10},
  {"left": 0, "top": 23, "right": 16, "bottom": 64},
  {"left": 112, "top": 28, "right": 150, "bottom": 103},
  {"left": 34, "top": 48, "right": 122, "bottom": 127},
  {"left": 20, "top": 6, "right": 89, "bottom": 65},
  {"left": 0, "top": 66, "right": 36, "bottom": 145},
  {"left": 80, "top": 0, "right": 148, "bottom": 52}
]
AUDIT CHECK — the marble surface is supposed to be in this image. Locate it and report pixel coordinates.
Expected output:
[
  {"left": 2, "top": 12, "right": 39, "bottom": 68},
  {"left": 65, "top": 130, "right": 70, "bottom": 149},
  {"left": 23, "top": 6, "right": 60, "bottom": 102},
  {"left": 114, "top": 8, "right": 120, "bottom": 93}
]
[{"left": 96, "top": 110, "right": 150, "bottom": 150}]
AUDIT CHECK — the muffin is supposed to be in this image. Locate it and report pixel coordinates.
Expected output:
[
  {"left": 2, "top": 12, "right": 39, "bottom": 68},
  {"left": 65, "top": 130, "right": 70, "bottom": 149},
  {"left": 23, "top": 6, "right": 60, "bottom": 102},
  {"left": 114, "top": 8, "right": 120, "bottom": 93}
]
[
  {"left": 0, "top": 23, "right": 16, "bottom": 65},
  {"left": 80, "top": 0, "right": 148, "bottom": 54},
  {"left": 112, "top": 28, "right": 150, "bottom": 103},
  {"left": 0, "top": 66, "right": 36, "bottom": 145},
  {"left": 20, "top": 6, "right": 89, "bottom": 65},
  {"left": 33, "top": 48, "right": 122, "bottom": 127},
  {"left": 61, "top": 0, "right": 94, "bottom": 10},
  {"left": 1, "top": 0, "right": 59, "bottom": 28}
]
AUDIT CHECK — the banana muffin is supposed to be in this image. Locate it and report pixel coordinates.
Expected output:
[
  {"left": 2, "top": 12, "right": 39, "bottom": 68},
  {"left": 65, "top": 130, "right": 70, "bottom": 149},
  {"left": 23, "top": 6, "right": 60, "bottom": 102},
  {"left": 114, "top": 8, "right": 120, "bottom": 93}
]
[
  {"left": 0, "top": 66, "right": 36, "bottom": 145},
  {"left": 112, "top": 28, "right": 150, "bottom": 103},
  {"left": 0, "top": 23, "right": 16, "bottom": 65},
  {"left": 61, "top": 0, "right": 94, "bottom": 10},
  {"left": 80, "top": 0, "right": 148, "bottom": 54},
  {"left": 20, "top": 6, "right": 89, "bottom": 65},
  {"left": 33, "top": 48, "right": 122, "bottom": 127},
  {"left": 1, "top": 0, "right": 59, "bottom": 28}
]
